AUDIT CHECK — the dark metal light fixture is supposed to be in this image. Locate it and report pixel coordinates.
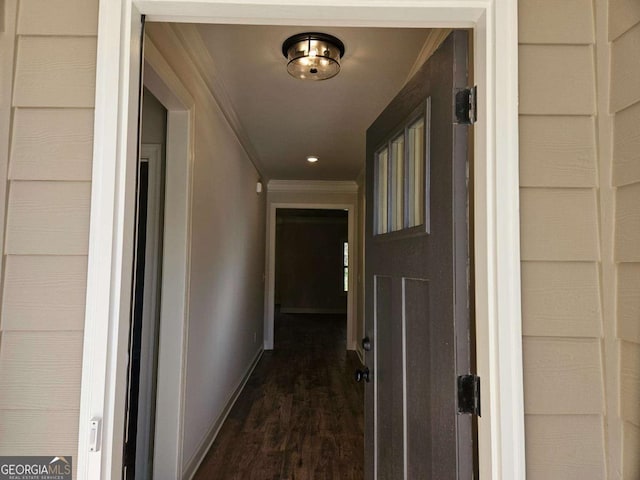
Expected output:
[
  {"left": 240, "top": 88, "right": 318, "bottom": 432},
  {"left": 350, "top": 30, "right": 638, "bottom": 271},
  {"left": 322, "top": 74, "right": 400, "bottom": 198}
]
[{"left": 282, "top": 32, "right": 345, "bottom": 81}]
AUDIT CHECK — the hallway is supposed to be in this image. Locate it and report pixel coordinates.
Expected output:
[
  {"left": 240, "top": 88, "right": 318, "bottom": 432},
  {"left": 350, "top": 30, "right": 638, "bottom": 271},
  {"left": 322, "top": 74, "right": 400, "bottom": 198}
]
[{"left": 193, "top": 313, "right": 364, "bottom": 479}]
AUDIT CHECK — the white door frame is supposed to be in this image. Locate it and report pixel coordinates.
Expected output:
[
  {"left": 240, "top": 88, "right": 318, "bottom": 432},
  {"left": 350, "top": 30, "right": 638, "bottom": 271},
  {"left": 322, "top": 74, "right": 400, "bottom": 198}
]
[
  {"left": 265, "top": 202, "right": 357, "bottom": 351},
  {"left": 78, "top": 1, "right": 524, "bottom": 479},
  {"left": 142, "top": 39, "right": 196, "bottom": 478}
]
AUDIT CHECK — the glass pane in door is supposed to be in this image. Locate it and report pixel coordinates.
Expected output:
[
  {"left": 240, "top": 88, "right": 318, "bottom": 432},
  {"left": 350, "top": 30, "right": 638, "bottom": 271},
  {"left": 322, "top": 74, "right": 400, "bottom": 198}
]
[
  {"left": 390, "top": 134, "right": 405, "bottom": 232},
  {"left": 375, "top": 147, "right": 389, "bottom": 234},
  {"left": 407, "top": 117, "right": 425, "bottom": 228}
]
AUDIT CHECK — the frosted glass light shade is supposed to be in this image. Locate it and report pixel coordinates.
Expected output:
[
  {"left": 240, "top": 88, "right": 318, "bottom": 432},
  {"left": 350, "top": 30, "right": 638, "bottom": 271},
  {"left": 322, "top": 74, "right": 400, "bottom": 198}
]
[{"left": 282, "top": 33, "right": 345, "bottom": 81}]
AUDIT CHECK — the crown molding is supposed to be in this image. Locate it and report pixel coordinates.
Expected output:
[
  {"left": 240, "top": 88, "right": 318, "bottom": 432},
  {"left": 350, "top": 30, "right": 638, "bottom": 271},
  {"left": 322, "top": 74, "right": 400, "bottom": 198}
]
[
  {"left": 168, "top": 23, "right": 268, "bottom": 180},
  {"left": 267, "top": 179, "right": 358, "bottom": 193}
]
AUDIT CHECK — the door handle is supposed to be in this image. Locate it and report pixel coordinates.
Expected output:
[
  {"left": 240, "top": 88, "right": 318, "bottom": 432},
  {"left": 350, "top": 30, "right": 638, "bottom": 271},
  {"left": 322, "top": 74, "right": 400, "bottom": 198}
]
[
  {"left": 362, "top": 336, "right": 371, "bottom": 351},
  {"left": 355, "top": 367, "right": 370, "bottom": 383}
]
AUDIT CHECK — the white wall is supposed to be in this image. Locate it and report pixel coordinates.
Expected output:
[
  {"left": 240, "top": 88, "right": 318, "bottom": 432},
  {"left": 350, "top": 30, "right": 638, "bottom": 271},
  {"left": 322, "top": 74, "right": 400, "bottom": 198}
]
[
  {"left": 141, "top": 88, "right": 167, "bottom": 145},
  {"left": 145, "top": 23, "right": 266, "bottom": 476}
]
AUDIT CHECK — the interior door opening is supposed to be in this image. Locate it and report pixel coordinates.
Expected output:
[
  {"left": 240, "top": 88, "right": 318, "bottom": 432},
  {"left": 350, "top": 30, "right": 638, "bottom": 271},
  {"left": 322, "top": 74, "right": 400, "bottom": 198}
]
[
  {"left": 274, "top": 208, "right": 349, "bottom": 347},
  {"left": 80, "top": 2, "right": 527, "bottom": 478},
  {"left": 135, "top": 22, "right": 477, "bottom": 478}
]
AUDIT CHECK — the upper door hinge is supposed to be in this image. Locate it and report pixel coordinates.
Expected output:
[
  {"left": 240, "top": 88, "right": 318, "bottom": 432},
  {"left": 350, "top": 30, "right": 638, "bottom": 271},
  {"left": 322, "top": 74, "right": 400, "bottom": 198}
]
[
  {"left": 457, "top": 374, "right": 481, "bottom": 416},
  {"left": 455, "top": 86, "right": 477, "bottom": 125}
]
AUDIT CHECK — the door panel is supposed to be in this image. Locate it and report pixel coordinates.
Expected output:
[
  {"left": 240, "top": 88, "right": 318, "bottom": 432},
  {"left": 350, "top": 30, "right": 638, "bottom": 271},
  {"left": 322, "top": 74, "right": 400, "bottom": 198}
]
[
  {"left": 364, "top": 30, "right": 474, "bottom": 479},
  {"left": 404, "top": 278, "right": 432, "bottom": 480},
  {"left": 373, "top": 275, "right": 395, "bottom": 479}
]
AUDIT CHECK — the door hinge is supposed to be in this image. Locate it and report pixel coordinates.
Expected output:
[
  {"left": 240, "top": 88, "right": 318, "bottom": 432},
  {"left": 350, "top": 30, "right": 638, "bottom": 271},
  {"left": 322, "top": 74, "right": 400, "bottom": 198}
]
[
  {"left": 455, "top": 86, "right": 477, "bottom": 125},
  {"left": 457, "top": 374, "right": 481, "bottom": 416}
]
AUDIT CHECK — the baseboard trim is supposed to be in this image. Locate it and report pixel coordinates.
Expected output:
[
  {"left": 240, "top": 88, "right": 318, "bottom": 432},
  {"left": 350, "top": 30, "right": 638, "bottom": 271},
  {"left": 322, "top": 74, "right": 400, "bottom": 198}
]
[{"left": 183, "top": 347, "right": 264, "bottom": 479}]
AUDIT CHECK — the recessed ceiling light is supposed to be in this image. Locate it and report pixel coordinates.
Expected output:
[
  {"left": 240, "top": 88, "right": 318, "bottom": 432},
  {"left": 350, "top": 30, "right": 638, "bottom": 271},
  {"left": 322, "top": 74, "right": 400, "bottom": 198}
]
[{"left": 307, "top": 156, "right": 319, "bottom": 163}]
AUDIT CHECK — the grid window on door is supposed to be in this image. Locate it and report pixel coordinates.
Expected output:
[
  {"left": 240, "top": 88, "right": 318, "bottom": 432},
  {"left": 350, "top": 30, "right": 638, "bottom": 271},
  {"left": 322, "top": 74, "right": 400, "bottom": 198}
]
[
  {"left": 390, "top": 134, "right": 405, "bottom": 232},
  {"left": 373, "top": 98, "right": 430, "bottom": 236},
  {"left": 407, "top": 116, "right": 426, "bottom": 228},
  {"left": 375, "top": 147, "right": 389, "bottom": 234}
]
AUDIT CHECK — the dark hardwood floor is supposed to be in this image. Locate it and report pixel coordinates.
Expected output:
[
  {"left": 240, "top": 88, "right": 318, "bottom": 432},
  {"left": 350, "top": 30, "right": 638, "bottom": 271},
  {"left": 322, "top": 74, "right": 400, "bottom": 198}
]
[{"left": 193, "top": 312, "right": 364, "bottom": 480}]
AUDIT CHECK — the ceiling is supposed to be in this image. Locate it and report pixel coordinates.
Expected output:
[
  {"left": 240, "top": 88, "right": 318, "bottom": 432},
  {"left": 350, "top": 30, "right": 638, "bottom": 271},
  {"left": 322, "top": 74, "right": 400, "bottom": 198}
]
[{"left": 194, "top": 24, "right": 433, "bottom": 181}]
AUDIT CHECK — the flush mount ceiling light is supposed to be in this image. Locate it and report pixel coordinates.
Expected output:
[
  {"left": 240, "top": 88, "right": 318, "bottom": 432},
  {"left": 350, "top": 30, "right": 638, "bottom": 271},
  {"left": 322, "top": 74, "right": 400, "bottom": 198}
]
[
  {"left": 306, "top": 155, "right": 319, "bottom": 163},
  {"left": 282, "top": 32, "right": 345, "bottom": 81}
]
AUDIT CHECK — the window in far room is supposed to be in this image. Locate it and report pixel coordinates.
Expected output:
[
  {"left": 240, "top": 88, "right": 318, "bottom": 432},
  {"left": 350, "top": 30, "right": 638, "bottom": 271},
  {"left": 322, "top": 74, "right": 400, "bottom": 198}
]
[{"left": 343, "top": 241, "right": 349, "bottom": 292}]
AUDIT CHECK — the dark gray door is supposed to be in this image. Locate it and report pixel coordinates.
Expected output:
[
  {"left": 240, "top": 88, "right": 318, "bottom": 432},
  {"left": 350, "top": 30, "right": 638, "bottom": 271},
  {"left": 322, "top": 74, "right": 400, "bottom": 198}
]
[{"left": 363, "top": 30, "right": 475, "bottom": 479}]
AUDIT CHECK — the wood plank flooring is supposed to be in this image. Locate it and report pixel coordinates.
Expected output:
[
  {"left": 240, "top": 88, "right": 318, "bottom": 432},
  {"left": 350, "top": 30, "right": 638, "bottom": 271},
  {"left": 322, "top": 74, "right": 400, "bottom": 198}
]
[{"left": 193, "top": 313, "right": 364, "bottom": 480}]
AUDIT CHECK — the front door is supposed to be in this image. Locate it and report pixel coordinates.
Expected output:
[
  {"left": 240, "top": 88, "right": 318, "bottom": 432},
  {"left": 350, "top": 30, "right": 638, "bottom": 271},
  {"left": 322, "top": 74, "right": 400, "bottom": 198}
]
[{"left": 364, "top": 30, "right": 475, "bottom": 479}]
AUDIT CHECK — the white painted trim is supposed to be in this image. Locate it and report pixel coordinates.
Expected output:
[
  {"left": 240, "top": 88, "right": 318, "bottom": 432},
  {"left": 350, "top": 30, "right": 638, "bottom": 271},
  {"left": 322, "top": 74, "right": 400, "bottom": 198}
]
[
  {"left": 265, "top": 200, "right": 357, "bottom": 351},
  {"left": 169, "top": 23, "right": 267, "bottom": 179},
  {"left": 143, "top": 37, "right": 195, "bottom": 479},
  {"left": 267, "top": 179, "right": 359, "bottom": 193},
  {"left": 81, "top": 2, "right": 525, "bottom": 479},
  {"left": 77, "top": 2, "right": 143, "bottom": 478},
  {"left": 183, "top": 348, "right": 264, "bottom": 480}
]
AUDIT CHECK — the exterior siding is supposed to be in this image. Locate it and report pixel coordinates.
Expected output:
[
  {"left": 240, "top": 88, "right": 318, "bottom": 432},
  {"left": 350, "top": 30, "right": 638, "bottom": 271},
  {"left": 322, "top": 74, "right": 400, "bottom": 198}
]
[
  {"left": 0, "top": 0, "right": 98, "bottom": 467},
  {"left": 518, "top": 0, "right": 609, "bottom": 477},
  {"left": 610, "top": 0, "right": 640, "bottom": 476}
]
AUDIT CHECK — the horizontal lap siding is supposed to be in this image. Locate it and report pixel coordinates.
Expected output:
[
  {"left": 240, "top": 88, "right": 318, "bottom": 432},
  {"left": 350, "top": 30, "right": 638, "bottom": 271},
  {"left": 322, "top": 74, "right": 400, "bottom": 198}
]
[
  {"left": 10, "top": 109, "right": 94, "bottom": 181},
  {"left": 617, "top": 263, "right": 640, "bottom": 343},
  {"left": 13, "top": 37, "right": 97, "bottom": 108},
  {"left": 5, "top": 181, "right": 91, "bottom": 255},
  {"left": 521, "top": 261, "right": 602, "bottom": 337},
  {"left": 1, "top": 255, "right": 88, "bottom": 331},
  {"left": 519, "top": 45, "right": 596, "bottom": 115},
  {"left": 519, "top": 116, "right": 597, "bottom": 188},
  {"left": 518, "top": 0, "right": 606, "bottom": 477},
  {"left": 525, "top": 415, "right": 605, "bottom": 480},
  {"left": 623, "top": 422, "right": 640, "bottom": 480},
  {"left": 519, "top": 188, "right": 600, "bottom": 261},
  {"left": 522, "top": 338, "right": 604, "bottom": 414},
  {"left": 611, "top": 1, "right": 640, "bottom": 475},
  {"left": 0, "top": 0, "right": 97, "bottom": 468}
]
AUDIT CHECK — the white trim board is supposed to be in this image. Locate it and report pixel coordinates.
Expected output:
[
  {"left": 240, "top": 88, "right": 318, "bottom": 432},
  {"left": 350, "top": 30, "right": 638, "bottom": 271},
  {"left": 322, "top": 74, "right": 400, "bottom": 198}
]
[
  {"left": 267, "top": 179, "right": 358, "bottom": 193},
  {"left": 79, "top": 1, "right": 524, "bottom": 479},
  {"left": 265, "top": 200, "right": 358, "bottom": 351},
  {"left": 143, "top": 35, "right": 196, "bottom": 480}
]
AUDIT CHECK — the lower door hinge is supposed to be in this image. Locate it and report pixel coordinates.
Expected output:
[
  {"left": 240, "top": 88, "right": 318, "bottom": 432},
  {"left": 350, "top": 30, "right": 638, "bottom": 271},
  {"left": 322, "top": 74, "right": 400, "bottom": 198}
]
[
  {"left": 457, "top": 374, "right": 481, "bottom": 416},
  {"left": 455, "top": 86, "right": 477, "bottom": 125}
]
